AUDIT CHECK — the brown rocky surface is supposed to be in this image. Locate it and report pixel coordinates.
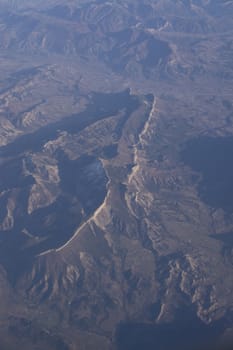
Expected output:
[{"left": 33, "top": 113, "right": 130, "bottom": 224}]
[{"left": 0, "top": 1, "right": 232, "bottom": 349}]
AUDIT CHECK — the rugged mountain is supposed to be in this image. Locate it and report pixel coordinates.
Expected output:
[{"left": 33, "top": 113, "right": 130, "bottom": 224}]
[{"left": 0, "top": 1, "right": 232, "bottom": 350}]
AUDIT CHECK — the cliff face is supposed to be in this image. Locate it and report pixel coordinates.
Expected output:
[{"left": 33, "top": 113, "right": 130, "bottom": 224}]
[{"left": 0, "top": 1, "right": 232, "bottom": 349}]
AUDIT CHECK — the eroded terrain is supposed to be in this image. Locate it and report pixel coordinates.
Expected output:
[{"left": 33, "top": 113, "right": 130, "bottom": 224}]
[{"left": 0, "top": 1, "right": 232, "bottom": 349}]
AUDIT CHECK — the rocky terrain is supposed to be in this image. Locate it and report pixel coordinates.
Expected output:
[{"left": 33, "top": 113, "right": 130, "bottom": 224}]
[{"left": 0, "top": 0, "right": 232, "bottom": 349}]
